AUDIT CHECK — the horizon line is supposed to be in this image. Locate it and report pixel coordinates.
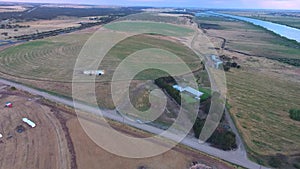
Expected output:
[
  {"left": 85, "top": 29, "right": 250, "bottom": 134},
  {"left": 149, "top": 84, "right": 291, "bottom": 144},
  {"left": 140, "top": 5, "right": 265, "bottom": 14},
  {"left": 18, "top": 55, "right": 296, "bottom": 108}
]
[{"left": 1, "top": 0, "right": 300, "bottom": 10}]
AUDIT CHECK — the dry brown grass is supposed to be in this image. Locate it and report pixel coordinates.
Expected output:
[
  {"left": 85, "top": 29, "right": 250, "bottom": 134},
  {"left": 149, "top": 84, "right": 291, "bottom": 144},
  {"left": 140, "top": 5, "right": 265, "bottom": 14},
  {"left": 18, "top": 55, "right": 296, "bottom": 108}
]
[
  {"left": 0, "top": 17, "right": 96, "bottom": 40},
  {"left": 67, "top": 115, "right": 235, "bottom": 169}
]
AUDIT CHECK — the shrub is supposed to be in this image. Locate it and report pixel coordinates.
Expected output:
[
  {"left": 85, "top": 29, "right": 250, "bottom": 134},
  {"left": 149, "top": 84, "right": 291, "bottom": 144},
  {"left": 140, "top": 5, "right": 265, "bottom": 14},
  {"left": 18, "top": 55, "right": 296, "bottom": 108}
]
[
  {"left": 268, "top": 156, "right": 282, "bottom": 168},
  {"left": 289, "top": 109, "right": 300, "bottom": 121},
  {"left": 293, "top": 163, "right": 300, "bottom": 169},
  {"left": 208, "top": 130, "right": 237, "bottom": 150}
]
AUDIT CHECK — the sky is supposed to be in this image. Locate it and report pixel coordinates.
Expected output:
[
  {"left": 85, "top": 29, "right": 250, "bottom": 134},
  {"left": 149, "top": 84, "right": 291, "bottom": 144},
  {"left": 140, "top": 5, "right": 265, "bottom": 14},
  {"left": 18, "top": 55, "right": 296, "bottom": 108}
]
[{"left": 1, "top": 0, "right": 300, "bottom": 9}]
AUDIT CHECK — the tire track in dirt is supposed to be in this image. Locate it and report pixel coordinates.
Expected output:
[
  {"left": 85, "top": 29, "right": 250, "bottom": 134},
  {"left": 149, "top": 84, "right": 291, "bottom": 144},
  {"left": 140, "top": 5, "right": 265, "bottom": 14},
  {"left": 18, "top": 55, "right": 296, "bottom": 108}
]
[{"left": 43, "top": 108, "right": 69, "bottom": 169}]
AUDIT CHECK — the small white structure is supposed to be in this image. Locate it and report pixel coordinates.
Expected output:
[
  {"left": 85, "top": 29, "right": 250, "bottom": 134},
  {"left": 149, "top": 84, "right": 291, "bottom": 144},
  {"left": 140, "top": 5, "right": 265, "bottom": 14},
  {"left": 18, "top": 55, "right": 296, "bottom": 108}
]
[
  {"left": 22, "top": 118, "right": 36, "bottom": 128},
  {"left": 0, "top": 133, "right": 2, "bottom": 138},
  {"left": 173, "top": 85, "right": 204, "bottom": 100},
  {"left": 83, "top": 70, "right": 105, "bottom": 76},
  {"left": 211, "top": 55, "right": 223, "bottom": 69}
]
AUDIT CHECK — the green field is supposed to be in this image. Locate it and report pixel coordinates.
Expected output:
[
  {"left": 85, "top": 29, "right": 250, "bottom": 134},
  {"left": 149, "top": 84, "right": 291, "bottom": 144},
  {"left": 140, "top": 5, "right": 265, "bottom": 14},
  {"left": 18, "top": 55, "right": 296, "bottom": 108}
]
[{"left": 104, "top": 21, "right": 194, "bottom": 37}]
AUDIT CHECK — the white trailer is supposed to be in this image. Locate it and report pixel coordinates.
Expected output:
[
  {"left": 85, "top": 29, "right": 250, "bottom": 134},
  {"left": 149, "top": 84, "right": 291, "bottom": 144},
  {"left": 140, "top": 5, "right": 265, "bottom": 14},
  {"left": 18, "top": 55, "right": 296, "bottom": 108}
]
[
  {"left": 83, "top": 70, "right": 105, "bottom": 76},
  {"left": 22, "top": 118, "right": 36, "bottom": 128}
]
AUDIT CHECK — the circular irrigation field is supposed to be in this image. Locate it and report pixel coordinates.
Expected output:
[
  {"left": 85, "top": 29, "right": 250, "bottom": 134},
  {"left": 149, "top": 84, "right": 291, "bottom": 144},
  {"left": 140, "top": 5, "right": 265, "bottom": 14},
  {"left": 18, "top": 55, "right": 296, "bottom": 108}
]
[
  {"left": 0, "top": 22, "right": 201, "bottom": 83},
  {"left": 0, "top": 33, "right": 89, "bottom": 82}
]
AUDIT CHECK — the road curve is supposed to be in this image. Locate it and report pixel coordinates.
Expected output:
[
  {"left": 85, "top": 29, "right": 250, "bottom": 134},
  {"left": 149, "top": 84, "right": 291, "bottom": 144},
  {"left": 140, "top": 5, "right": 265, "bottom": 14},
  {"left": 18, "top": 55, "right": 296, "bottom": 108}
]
[{"left": 0, "top": 78, "right": 269, "bottom": 169}]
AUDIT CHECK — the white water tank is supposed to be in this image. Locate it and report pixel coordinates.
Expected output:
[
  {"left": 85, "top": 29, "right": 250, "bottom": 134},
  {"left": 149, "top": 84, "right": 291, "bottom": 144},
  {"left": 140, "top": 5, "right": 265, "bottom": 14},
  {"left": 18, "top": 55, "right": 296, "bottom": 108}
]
[{"left": 22, "top": 118, "right": 36, "bottom": 128}]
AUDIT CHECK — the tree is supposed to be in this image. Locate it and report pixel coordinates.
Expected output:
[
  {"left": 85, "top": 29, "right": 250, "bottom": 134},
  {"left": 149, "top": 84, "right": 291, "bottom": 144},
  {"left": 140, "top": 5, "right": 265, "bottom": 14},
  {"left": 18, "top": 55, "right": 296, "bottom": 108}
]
[
  {"left": 193, "top": 118, "right": 205, "bottom": 138},
  {"left": 231, "top": 62, "right": 238, "bottom": 68}
]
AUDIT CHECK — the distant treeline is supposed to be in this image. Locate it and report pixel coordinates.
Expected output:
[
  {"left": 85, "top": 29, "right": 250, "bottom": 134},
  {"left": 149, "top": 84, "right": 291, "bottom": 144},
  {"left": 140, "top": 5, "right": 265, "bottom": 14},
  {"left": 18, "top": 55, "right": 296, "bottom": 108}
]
[
  {"left": 0, "top": 24, "right": 30, "bottom": 29},
  {"left": 0, "top": 6, "right": 142, "bottom": 20},
  {"left": 161, "top": 11, "right": 195, "bottom": 16}
]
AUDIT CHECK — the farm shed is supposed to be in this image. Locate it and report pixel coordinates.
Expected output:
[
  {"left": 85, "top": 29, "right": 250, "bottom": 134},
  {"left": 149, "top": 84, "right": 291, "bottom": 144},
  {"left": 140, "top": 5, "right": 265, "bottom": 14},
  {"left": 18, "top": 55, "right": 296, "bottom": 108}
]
[
  {"left": 211, "top": 55, "right": 223, "bottom": 69},
  {"left": 184, "top": 87, "right": 204, "bottom": 99},
  {"left": 173, "top": 85, "right": 204, "bottom": 100}
]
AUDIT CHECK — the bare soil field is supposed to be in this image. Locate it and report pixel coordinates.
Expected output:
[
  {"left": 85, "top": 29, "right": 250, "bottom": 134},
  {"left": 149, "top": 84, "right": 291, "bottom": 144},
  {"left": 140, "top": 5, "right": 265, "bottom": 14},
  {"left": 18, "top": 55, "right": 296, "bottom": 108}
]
[
  {"left": 67, "top": 114, "right": 235, "bottom": 169},
  {"left": 0, "top": 84, "right": 73, "bottom": 169}
]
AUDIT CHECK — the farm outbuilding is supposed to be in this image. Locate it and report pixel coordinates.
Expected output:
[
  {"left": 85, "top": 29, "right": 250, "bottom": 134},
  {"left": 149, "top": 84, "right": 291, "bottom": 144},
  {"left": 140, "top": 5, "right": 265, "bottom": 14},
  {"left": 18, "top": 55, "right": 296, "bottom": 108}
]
[
  {"left": 184, "top": 87, "right": 204, "bottom": 99},
  {"left": 211, "top": 55, "right": 223, "bottom": 69},
  {"left": 173, "top": 85, "right": 204, "bottom": 100}
]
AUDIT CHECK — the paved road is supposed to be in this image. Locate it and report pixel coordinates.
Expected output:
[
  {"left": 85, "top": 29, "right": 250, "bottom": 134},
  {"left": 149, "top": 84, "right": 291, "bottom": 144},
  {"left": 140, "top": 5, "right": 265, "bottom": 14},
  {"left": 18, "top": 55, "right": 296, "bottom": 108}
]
[{"left": 0, "top": 78, "right": 269, "bottom": 169}]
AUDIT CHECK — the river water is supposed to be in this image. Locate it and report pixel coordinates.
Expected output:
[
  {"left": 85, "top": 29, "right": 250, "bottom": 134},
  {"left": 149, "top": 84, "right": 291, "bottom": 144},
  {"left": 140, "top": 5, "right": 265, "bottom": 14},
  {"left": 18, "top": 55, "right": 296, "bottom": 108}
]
[{"left": 197, "top": 12, "right": 300, "bottom": 43}]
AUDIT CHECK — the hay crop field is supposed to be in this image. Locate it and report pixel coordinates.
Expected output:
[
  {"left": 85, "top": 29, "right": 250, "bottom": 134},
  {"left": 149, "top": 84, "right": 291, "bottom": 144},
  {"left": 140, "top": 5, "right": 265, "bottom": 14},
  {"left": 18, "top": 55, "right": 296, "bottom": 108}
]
[
  {"left": 196, "top": 14, "right": 300, "bottom": 167},
  {"left": 226, "top": 70, "right": 300, "bottom": 155}
]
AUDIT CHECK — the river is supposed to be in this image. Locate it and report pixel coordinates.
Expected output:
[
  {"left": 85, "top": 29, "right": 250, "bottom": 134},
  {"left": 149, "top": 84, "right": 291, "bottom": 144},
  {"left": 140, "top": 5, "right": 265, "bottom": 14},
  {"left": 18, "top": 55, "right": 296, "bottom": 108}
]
[{"left": 197, "top": 12, "right": 300, "bottom": 43}]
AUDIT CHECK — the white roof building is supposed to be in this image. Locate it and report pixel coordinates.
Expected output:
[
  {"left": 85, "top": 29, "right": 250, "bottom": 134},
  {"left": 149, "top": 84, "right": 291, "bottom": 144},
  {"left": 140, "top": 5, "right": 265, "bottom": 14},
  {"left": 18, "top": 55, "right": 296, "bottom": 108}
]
[
  {"left": 173, "top": 85, "right": 204, "bottom": 100},
  {"left": 183, "top": 87, "right": 204, "bottom": 99},
  {"left": 211, "top": 55, "right": 223, "bottom": 69}
]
